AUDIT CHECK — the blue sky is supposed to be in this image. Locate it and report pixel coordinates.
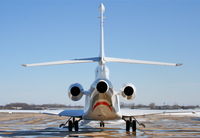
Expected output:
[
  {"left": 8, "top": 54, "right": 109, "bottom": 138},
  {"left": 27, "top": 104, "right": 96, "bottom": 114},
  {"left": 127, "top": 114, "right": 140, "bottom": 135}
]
[{"left": 0, "top": 0, "right": 200, "bottom": 105}]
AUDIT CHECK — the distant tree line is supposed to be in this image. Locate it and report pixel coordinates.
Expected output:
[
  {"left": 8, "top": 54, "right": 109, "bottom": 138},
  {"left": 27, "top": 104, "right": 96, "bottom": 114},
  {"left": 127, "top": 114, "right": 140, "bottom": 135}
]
[
  {"left": 0, "top": 103, "right": 83, "bottom": 110},
  {"left": 120, "top": 102, "right": 199, "bottom": 110}
]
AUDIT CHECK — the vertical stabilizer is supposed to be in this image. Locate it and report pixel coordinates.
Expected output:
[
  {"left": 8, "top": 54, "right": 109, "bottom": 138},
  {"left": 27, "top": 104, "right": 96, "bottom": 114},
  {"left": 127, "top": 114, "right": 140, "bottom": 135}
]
[{"left": 99, "top": 3, "right": 105, "bottom": 65}]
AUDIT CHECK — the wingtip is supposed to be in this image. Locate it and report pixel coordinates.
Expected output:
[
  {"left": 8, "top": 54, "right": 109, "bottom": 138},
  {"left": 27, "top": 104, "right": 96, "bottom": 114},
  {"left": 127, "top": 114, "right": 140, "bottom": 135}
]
[
  {"left": 176, "top": 63, "right": 183, "bottom": 66},
  {"left": 22, "top": 64, "right": 27, "bottom": 67}
]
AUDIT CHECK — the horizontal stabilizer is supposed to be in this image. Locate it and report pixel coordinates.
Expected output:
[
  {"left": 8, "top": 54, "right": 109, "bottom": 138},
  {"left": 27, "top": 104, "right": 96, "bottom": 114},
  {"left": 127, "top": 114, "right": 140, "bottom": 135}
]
[
  {"left": 22, "top": 57, "right": 100, "bottom": 67},
  {"left": 22, "top": 56, "right": 182, "bottom": 67},
  {"left": 105, "top": 57, "right": 182, "bottom": 66}
]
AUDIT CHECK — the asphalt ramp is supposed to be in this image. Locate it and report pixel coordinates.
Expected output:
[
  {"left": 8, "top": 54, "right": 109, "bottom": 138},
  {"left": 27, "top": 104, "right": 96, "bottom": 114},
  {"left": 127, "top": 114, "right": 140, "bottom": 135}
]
[{"left": 0, "top": 112, "right": 200, "bottom": 137}]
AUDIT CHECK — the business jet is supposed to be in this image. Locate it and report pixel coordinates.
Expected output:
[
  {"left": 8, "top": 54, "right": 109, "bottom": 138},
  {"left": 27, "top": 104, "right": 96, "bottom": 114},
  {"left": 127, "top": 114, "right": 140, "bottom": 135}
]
[{"left": 22, "top": 3, "right": 182, "bottom": 132}]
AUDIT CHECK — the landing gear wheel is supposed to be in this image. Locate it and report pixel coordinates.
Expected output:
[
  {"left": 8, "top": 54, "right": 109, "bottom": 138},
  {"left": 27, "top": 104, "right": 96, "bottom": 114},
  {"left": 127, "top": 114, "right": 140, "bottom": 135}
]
[
  {"left": 68, "top": 120, "right": 73, "bottom": 131},
  {"left": 74, "top": 121, "right": 79, "bottom": 131},
  {"left": 100, "top": 121, "right": 105, "bottom": 127},
  {"left": 126, "top": 120, "right": 131, "bottom": 132},
  {"left": 102, "top": 122, "right": 105, "bottom": 127},
  {"left": 132, "top": 120, "right": 136, "bottom": 132},
  {"left": 100, "top": 122, "right": 102, "bottom": 127}
]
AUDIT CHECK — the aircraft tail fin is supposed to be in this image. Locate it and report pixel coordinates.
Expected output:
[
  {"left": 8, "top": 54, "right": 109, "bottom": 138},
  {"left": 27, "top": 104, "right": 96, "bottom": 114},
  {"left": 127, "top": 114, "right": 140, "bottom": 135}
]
[{"left": 99, "top": 3, "right": 106, "bottom": 65}]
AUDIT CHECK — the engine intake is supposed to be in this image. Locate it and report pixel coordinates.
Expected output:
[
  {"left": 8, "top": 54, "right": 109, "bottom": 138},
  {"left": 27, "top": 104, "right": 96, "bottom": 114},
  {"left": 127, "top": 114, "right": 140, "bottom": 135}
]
[
  {"left": 121, "top": 84, "right": 136, "bottom": 100},
  {"left": 68, "top": 83, "right": 84, "bottom": 101},
  {"left": 96, "top": 80, "right": 109, "bottom": 93}
]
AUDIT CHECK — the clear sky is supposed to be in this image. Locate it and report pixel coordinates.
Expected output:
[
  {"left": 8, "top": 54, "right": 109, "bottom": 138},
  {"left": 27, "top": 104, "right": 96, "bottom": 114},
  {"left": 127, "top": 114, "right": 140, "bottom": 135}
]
[{"left": 0, "top": 0, "right": 200, "bottom": 106}]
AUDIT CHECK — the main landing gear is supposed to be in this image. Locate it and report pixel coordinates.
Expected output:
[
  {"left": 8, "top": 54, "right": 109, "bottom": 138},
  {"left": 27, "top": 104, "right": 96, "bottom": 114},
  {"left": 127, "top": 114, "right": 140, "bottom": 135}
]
[
  {"left": 122, "top": 116, "right": 145, "bottom": 132},
  {"left": 59, "top": 117, "right": 82, "bottom": 131},
  {"left": 125, "top": 119, "right": 136, "bottom": 132}
]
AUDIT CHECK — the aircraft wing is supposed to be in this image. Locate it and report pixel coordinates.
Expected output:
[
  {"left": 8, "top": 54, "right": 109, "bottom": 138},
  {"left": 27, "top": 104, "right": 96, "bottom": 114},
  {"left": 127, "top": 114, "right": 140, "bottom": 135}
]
[
  {"left": 58, "top": 109, "right": 84, "bottom": 117},
  {"left": 120, "top": 109, "right": 200, "bottom": 117},
  {"left": 105, "top": 57, "right": 182, "bottom": 66},
  {"left": 43, "top": 109, "right": 84, "bottom": 117},
  {"left": 0, "top": 109, "right": 84, "bottom": 117},
  {"left": 121, "top": 109, "right": 165, "bottom": 117}
]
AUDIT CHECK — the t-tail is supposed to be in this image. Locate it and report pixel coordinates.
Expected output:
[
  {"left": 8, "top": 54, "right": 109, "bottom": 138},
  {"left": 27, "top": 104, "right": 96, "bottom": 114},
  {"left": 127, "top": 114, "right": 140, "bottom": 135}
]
[{"left": 22, "top": 3, "right": 182, "bottom": 68}]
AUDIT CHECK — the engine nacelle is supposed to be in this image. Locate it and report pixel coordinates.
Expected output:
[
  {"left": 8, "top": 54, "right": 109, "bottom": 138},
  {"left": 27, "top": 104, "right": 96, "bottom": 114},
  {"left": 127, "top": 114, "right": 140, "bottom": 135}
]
[
  {"left": 121, "top": 83, "right": 136, "bottom": 100},
  {"left": 68, "top": 83, "right": 84, "bottom": 101}
]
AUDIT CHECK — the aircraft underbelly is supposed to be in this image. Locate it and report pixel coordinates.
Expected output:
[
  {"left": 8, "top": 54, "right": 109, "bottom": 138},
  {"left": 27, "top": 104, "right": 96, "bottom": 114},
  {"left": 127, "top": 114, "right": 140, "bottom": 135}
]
[
  {"left": 83, "top": 86, "right": 122, "bottom": 121},
  {"left": 83, "top": 105, "right": 121, "bottom": 120}
]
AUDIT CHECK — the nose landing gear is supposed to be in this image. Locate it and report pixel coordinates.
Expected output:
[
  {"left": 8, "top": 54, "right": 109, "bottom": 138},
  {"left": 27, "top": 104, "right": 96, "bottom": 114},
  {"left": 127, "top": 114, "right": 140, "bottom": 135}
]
[{"left": 100, "top": 121, "right": 105, "bottom": 127}]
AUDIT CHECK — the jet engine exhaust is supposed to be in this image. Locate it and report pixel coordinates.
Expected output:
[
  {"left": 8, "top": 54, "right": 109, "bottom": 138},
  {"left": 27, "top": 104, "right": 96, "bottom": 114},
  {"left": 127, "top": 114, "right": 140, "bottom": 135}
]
[
  {"left": 70, "top": 86, "right": 81, "bottom": 96},
  {"left": 121, "top": 84, "right": 136, "bottom": 100},
  {"left": 96, "top": 81, "right": 109, "bottom": 93},
  {"left": 68, "top": 83, "right": 84, "bottom": 101},
  {"left": 124, "top": 86, "right": 134, "bottom": 96}
]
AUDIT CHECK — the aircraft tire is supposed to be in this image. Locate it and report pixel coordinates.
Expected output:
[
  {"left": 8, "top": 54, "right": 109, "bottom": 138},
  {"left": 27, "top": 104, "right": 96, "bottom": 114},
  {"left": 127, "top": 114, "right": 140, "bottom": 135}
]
[
  {"left": 100, "top": 122, "right": 102, "bottom": 127},
  {"left": 102, "top": 122, "right": 105, "bottom": 127},
  {"left": 68, "top": 120, "right": 73, "bottom": 131},
  {"left": 100, "top": 121, "right": 105, "bottom": 127},
  {"left": 126, "top": 120, "right": 131, "bottom": 131},
  {"left": 74, "top": 121, "right": 79, "bottom": 131},
  {"left": 132, "top": 120, "right": 136, "bottom": 132}
]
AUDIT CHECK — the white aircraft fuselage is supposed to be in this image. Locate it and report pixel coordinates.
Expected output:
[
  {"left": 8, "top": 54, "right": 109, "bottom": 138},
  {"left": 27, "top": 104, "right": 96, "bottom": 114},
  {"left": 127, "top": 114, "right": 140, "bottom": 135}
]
[{"left": 83, "top": 65, "right": 122, "bottom": 121}]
